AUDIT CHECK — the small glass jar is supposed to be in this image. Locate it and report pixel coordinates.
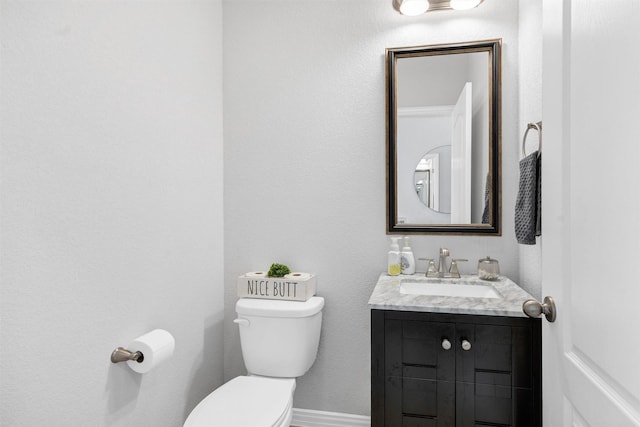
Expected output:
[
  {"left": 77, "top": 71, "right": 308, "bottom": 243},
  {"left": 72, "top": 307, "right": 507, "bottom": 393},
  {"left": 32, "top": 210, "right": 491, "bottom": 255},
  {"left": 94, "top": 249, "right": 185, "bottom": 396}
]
[{"left": 477, "top": 256, "right": 500, "bottom": 280}]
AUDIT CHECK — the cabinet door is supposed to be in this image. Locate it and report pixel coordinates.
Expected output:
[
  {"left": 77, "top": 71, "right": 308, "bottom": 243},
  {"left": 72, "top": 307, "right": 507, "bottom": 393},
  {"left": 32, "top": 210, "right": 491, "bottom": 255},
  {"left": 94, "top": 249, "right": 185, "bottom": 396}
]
[
  {"left": 455, "top": 322, "right": 539, "bottom": 427},
  {"left": 384, "top": 319, "right": 456, "bottom": 426},
  {"left": 385, "top": 319, "right": 456, "bottom": 381},
  {"left": 456, "top": 382, "right": 538, "bottom": 427},
  {"left": 386, "top": 376, "right": 455, "bottom": 427},
  {"left": 456, "top": 323, "right": 512, "bottom": 384}
]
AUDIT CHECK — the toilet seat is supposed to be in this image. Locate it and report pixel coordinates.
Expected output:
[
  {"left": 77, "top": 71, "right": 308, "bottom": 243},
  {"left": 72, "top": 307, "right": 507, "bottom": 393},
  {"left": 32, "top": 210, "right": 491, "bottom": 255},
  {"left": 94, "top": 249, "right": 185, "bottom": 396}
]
[{"left": 183, "top": 376, "right": 295, "bottom": 427}]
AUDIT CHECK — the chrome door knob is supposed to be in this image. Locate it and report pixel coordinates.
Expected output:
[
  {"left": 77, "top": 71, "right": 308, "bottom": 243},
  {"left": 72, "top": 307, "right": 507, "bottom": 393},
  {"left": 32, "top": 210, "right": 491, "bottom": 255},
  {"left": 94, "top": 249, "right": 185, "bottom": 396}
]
[
  {"left": 523, "top": 296, "right": 557, "bottom": 322},
  {"left": 441, "top": 338, "right": 452, "bottom": 350},
  {"left": 461, "top": 339, "right": 472, "bottom": 351}
]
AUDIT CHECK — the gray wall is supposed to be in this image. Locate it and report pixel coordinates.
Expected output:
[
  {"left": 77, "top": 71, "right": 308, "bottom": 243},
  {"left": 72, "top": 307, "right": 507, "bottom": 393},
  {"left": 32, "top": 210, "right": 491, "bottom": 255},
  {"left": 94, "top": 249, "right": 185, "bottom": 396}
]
[
  {"left": 0, "top": 2, "right": 225, "bottom": 426},
  {"left": 518, "top": 0, "right": 543, "bottom": 299},
  {"left": 223, "top": 0, "right": 522, "bottom": 416}
]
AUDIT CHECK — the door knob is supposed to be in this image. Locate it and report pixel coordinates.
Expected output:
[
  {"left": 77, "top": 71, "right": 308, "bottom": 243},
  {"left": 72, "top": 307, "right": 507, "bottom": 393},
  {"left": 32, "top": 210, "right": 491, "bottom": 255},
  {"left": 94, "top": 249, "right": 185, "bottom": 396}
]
[
  {"left": 522, "top": 296, "right": 557, "bottom": 322},
  {"left": 461, "top": 339, "right": 472, "bottom": 351},
  {"left": 441, "top": 338, "right": 452, "bottom": 350}
]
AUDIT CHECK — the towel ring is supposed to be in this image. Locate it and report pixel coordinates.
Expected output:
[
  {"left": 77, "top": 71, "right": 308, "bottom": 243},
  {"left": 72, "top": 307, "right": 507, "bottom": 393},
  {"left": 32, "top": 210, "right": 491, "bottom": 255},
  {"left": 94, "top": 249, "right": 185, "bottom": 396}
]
[{"left": 522, "top": 121, "right": 542, "bottom": 158}]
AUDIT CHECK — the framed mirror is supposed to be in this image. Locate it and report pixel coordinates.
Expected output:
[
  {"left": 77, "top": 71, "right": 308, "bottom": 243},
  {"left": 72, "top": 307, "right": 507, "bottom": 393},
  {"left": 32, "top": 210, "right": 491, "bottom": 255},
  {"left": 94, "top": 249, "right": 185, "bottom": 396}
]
[{"left": 386, "top": 39, "right": 501, "bottom": 235}]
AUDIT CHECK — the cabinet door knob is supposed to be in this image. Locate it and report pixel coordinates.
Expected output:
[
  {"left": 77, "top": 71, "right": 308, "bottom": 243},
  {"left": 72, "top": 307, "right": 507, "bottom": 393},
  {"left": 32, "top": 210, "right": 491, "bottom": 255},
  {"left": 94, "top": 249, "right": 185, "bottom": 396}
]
[
  {"left": 461, "top": 339, "right": 472, "bottom": 351},
  {"left": 441, "top": 338, "right": 452, "bottom": 350}
]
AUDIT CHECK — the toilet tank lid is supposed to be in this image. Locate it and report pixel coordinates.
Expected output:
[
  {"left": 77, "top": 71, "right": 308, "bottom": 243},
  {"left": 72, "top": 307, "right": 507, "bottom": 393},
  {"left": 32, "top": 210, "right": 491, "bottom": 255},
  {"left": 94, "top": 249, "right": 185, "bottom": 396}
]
[{"left": 236, "top": 296, "right": 324, "bottom": 318}]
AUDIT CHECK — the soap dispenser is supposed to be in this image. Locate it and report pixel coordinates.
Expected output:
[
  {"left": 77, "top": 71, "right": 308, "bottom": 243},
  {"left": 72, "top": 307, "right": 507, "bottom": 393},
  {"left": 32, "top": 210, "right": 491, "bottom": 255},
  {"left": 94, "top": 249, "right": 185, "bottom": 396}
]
[
  {"left": 400, "top": 236, "right": 416, "bottom": 275},
  {"left": 388, "top": 237, "right": 401, "bottom": 276}
]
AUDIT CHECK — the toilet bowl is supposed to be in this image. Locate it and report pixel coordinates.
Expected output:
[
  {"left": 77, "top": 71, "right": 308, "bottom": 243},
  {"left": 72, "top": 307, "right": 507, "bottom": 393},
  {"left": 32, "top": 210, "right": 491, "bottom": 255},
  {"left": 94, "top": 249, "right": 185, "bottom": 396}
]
[
  {"left": 184, "top": 296, "right": 324, "bottom": 427},
  {"left": 183, "top": 376, "right": 295, "bottom": 427}
]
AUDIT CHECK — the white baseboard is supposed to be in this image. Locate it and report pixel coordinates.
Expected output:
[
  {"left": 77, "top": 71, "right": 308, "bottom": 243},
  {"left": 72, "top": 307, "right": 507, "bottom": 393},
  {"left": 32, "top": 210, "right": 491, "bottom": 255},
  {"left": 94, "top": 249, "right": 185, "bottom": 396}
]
[{"left": 291, "top": 408, "right": 371, "bottom": 427}]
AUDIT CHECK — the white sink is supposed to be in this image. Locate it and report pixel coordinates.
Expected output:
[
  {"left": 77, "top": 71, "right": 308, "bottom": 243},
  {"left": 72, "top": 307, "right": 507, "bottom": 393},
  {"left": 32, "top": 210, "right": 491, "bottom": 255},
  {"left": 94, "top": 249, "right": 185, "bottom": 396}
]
[{"left": 400, "top": 279, "right": 502, "bottom": 299}]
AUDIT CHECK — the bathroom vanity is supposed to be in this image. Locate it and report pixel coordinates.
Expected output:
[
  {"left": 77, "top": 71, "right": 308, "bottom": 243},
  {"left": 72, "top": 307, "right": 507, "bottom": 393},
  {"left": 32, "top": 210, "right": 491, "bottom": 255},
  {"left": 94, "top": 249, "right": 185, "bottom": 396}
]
[{"left": 369, "top": 274, "right": 541, "bottom": 427}]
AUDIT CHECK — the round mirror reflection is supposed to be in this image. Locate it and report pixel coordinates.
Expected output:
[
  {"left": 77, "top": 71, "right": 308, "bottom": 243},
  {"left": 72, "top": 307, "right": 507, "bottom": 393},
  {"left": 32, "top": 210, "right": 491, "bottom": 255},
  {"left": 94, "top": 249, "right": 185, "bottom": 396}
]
[{"left": 414, "top": 145, "right": 451, "bottom": 214}]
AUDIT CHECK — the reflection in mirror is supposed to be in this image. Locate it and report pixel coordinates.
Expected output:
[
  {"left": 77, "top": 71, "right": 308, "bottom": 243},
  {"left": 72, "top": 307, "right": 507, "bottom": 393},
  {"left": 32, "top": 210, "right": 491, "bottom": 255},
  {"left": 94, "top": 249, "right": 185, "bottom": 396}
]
[
  {"left": 386, "top": 39, "right": 501, "bottom": 235},
  {"left": 414, "top": 145, "right": 450, "bottom": 214}
]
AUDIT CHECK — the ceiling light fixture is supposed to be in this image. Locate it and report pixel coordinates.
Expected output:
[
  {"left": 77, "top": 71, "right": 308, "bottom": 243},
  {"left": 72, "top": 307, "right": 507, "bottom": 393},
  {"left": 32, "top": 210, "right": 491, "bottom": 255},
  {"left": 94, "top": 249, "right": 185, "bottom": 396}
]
[
  {"left": 393, "top": 0, "right": 484, "bottom": 16},
  {"left": 450, "top": 0, "right": 483, "bottom": 10},
  {"left": 397, "top": 0, "right": 430, "bottom": 16}
]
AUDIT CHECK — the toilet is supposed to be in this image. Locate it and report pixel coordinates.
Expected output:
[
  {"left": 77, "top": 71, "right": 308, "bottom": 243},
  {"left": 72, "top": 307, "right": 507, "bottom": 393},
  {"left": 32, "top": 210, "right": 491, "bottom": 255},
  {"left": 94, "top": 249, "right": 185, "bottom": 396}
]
[{"left": 184, "top": 296, "right": 325, "bottom": 427}]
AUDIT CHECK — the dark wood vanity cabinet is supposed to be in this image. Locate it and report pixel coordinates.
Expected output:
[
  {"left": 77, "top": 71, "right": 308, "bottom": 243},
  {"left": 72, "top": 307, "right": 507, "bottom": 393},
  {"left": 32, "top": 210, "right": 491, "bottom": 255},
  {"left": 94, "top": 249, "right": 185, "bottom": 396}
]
[{"left": 371, "top": 310, "right": 541, "bottom": 427}]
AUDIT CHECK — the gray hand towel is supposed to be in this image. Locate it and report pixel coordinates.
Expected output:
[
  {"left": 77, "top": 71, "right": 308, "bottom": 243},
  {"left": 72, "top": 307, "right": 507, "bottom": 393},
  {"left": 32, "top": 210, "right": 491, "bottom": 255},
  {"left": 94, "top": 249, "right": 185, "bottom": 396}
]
[
  {"left": 535, "top": 153, "right": 541, "bottom": 236},
  {"left": 515, "top": 152, "right": 541, "bottom": 244}
]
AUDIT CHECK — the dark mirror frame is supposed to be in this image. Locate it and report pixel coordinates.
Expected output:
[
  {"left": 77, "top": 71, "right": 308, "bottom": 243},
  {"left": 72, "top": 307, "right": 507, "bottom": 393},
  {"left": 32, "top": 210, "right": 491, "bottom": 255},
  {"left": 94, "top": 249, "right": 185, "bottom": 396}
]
[{"left": 386, "top": 39, "right": 502, "bottom": 235}]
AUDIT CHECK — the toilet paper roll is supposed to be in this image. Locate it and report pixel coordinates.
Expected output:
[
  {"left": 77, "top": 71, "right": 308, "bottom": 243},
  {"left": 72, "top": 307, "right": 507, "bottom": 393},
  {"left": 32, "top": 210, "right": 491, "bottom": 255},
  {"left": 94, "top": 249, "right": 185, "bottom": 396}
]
[
  {"left": 284, "top": 272, "right": 312, "bottom": 281},
  {"left": 244, "top": 271, "right": 267, "bottom": 278},
  {"left": 126, "top": 329, "right": 175, "bottom": 374}
]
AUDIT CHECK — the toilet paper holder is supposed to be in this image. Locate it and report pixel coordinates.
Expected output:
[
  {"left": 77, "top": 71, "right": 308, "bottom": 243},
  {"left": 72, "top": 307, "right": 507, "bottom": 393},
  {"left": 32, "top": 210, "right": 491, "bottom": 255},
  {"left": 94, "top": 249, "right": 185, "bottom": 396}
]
[
  {"left": 110, "top": 347, "right": 144, "bottom": 364},
  {"left": 110, "top": 329, "right": 175, "bottom": 373}
]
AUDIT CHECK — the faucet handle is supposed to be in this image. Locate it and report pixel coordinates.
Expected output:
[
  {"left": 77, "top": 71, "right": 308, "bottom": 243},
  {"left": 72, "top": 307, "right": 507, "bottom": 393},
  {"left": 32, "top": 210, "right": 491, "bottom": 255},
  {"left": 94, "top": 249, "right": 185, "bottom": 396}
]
[
  {"left": 418, "top": 258, "right": 438, "bottom": 277},
  {"left": 449, "top": 259, "right": 468, "bottom": 278}
]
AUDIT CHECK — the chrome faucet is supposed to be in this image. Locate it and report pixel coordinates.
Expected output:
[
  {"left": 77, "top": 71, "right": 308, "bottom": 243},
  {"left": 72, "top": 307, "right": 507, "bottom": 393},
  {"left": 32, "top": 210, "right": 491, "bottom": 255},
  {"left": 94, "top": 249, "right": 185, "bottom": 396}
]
[
  {"left": 437, "top": 248, "right": 450, "bottom": 278},
  {"left": 422, "top": 248, "right": 467, "bottom": 278}
]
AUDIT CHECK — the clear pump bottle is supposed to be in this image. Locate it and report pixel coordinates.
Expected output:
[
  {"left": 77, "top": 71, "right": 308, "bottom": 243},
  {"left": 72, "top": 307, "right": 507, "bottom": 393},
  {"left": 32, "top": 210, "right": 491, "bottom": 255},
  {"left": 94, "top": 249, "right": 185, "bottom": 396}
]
[{"left": 388, "top": 237, "right": 401, "bottom": 276}]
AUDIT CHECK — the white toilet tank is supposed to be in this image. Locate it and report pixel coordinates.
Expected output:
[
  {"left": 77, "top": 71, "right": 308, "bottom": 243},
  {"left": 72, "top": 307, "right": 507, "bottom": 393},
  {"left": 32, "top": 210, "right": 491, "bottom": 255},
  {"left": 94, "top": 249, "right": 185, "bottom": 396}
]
[{"left": 235, "top": 296, "right": 324, "bottom": 378}]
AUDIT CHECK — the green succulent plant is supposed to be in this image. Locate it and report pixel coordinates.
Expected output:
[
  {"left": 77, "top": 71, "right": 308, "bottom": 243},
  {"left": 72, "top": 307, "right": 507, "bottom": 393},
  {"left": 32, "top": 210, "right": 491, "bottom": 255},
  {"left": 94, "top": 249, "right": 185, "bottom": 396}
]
[{"left": 267, "top": 263, "right": 291, "bottom": 278}]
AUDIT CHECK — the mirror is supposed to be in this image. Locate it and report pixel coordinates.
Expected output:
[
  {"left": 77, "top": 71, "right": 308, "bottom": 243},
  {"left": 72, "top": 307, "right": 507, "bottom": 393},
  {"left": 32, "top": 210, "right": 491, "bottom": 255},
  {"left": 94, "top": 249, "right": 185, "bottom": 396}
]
[{"left": 386, "top": 39, "right": 501, "bottom": 235}]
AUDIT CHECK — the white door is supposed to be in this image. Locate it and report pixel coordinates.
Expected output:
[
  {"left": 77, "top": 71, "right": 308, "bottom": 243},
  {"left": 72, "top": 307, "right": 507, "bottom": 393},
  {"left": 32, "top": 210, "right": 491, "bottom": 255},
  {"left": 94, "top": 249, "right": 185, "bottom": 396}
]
[
  {"left": 541, "top": 0, "right": 640, "bottom": 425},
  {"left": 450, "top": 82, "right": 472, "bottom": 224}
]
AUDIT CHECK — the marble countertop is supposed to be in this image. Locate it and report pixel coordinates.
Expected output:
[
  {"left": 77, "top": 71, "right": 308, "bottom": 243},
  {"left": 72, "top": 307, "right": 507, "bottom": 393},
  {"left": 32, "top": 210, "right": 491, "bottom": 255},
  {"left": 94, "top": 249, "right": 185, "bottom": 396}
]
[{"left": 368, "top": 273, "right": 536, "bottom": 317}]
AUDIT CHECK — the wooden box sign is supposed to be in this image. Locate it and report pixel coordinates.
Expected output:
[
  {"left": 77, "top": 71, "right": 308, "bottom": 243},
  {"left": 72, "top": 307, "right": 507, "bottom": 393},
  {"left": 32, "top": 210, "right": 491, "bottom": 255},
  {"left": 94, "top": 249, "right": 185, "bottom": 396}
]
[{"left": 237, "top": 274, "right": 316, "bottom": 301}]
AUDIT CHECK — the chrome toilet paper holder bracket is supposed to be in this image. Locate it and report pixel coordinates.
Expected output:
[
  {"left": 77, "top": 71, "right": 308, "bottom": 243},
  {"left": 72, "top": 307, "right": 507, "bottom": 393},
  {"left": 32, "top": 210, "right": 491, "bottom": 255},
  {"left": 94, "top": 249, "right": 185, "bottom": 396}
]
[{"left": 110, "top": 347, "right": 144, "bottom": 364}]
